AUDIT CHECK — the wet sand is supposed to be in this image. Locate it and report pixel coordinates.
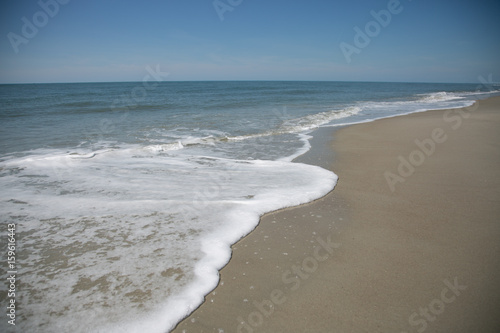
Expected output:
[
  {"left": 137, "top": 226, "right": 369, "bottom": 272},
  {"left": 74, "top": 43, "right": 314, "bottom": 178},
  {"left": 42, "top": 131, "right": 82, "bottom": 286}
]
[{"left": 172, "top": 96, "right": 500, "bottom": 333}]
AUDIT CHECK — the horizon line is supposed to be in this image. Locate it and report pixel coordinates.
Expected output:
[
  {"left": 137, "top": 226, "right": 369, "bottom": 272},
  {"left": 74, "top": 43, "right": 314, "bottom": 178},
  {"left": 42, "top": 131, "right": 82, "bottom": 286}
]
[{"left": 0, "top": 79, "right": 487, "bottom": 85}]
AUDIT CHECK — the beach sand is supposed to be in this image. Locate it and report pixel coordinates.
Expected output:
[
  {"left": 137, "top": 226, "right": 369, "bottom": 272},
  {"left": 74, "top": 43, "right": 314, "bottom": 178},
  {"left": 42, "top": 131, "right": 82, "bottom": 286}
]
[{"left": 172, "top": 96, "right": 500, "bottom": 333}]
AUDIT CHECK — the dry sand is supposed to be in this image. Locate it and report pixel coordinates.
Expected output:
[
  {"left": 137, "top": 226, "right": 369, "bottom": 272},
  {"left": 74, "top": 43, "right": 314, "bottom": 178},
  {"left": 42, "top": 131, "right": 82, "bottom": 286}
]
[{"left": 172, "top": 96, "right": 500, "bottom": 333}]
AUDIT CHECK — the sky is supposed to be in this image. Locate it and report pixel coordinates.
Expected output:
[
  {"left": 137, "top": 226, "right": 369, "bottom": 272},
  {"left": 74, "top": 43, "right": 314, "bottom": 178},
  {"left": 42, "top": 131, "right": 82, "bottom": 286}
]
[{"left": 0, "top": 0, "right": 499, "bottom": 84}]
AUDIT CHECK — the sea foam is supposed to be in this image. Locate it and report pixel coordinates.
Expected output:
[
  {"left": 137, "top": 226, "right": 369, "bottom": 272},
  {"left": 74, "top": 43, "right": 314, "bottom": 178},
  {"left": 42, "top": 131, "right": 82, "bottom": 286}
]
[{"left": 0, "top": 145, "right": 337, "bottom": 333}]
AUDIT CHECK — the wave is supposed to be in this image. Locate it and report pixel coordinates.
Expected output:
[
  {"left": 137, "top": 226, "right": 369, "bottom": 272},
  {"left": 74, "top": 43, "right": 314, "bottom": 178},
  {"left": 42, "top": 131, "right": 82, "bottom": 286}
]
[
  {"left": 142, "top": 87, "right": 498, "bottom": 155},
  {"left": 416, "top": 91, "right": 463, "bottom": 103},
  {"left": 278, "top": 106, "right": 362, "bottom": 133},
  {"left": 136, "top": 106, "right": 362, "bottom": 154},
  {"left": 145, "top": 142, "right": 184, "bottom": 153},
  {"left": 227, "top": 106, "right": 362, "bottom": 142},
  {"left": 415, "top": 89, "right": 500, "bottom": 102}
]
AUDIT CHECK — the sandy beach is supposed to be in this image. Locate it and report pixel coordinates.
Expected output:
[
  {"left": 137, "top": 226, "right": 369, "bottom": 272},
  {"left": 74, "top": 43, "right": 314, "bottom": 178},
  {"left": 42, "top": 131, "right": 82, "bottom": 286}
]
[{"left": 172, "top": 96, "right": 500, "bottom": 333}]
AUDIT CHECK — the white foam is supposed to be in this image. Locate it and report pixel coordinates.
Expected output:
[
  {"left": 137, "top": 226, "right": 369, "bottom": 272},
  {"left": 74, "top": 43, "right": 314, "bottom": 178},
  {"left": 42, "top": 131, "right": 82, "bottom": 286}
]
[
  {"left": 316, "top": 92, "right": 480, "bottom": 130},
  {"left": 278, "top": 133, "right": 312, "bottom": 162},
  {"left": 417, "top": 91, "right": 462, "bottom": 102},
  {"left": 146, "top": 141, "right": 184, "bottom": 153},
  {"left": 226, "top": 106, "right": 362, "bottom": 142},
  {"left": 320, "top": 99, "right": 476, "bottom": 129},
  {"left": 0, "top": 147, "right": 337, "bottom": 333}
]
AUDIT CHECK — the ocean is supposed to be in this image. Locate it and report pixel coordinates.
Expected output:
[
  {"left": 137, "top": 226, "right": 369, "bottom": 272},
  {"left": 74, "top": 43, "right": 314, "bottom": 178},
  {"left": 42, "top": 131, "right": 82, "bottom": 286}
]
[{"left": 0, "top": 81, "right": 499, "bottom": 332}]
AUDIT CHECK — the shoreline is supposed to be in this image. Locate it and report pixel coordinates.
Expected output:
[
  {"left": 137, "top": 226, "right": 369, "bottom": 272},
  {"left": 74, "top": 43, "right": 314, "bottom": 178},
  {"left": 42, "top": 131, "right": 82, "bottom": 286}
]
[{"left": 172, "top": 96, "right": 500, "bottom": 332}]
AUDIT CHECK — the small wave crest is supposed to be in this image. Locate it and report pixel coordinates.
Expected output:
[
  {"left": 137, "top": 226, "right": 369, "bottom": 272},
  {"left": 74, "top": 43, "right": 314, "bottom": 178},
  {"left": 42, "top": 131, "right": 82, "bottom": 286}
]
[
  {"left": 145, "top": 141, "right": 184, "bottom": 153},
  {"left": 418, "top": 91, "right": 462, "bottom": 102},
  {"left": 141, "top": 106, "right": 362, "bottom": 149},
  {"left": 227, "top": 106, "right": 362, "bottom": 142}
]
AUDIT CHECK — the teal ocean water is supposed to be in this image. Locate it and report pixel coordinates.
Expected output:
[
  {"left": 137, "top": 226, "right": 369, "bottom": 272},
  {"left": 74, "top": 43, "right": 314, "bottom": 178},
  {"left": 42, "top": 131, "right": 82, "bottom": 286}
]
[{"left": 0, "top": 81, "right": 499, "bottom": 332}]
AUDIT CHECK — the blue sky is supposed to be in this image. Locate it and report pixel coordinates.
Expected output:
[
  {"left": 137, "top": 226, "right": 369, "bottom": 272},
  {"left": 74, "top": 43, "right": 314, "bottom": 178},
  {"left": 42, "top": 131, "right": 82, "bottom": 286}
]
[{"left": 0, "top": 0, "right": 499, "bottom": 83}]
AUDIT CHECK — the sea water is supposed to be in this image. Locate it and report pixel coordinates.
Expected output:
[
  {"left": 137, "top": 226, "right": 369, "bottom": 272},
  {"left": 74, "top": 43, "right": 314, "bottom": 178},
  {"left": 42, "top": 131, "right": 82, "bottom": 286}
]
[{"left": 0, "top": 81, "right": 498, "bottom": 332}]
